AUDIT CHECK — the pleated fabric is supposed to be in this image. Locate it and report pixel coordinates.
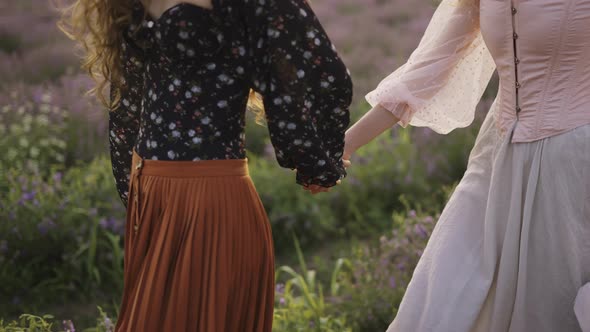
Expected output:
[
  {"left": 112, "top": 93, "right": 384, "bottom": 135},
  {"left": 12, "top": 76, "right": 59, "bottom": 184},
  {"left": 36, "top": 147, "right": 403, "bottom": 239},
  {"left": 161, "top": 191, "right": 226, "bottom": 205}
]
[
  {"left": 387, "top": 107, "right": 590, "bottom": 332},
  {"left": 115, "top": 151, "right": 275, "bottom": 332}
]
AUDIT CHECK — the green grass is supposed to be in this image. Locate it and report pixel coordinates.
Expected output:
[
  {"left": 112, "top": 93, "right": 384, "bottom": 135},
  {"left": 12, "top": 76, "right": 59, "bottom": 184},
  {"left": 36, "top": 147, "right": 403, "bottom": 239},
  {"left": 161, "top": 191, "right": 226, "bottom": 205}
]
[{"left": 0, "top": 35, "right": 22, "bottom": 53}]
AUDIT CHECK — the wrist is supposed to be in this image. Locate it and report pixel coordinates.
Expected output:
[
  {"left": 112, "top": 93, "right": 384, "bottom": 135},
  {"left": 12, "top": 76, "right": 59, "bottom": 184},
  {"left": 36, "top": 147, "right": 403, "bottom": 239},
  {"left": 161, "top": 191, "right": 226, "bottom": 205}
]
[
  {"left": 343, "top": 135, "right": 358, "bottom": 160},
  {"left": 343, "top": 146, "right": 355, "bottom": 161}
]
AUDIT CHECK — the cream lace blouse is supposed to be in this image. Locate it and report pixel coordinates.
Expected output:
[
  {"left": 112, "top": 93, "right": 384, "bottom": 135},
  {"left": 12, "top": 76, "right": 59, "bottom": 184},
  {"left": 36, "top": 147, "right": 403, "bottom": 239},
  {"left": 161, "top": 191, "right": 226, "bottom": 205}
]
[{"left": 367, "top": 0, "right": 590, "bottom": 143}]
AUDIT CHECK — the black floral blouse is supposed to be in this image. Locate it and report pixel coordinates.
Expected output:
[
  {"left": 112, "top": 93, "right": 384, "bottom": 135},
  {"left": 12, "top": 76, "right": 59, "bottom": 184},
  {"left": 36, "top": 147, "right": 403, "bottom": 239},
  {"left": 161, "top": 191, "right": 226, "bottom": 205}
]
[{"left": 109, "top": 0, "right": 353, "bottom": 205}]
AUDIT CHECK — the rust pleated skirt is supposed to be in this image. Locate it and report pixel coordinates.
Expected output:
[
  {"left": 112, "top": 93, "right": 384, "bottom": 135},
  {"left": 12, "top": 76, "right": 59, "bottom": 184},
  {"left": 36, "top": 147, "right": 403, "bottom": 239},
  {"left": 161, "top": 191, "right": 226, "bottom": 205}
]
[{"left": 115, "top": 151, "right": 275, "bottom": 332}]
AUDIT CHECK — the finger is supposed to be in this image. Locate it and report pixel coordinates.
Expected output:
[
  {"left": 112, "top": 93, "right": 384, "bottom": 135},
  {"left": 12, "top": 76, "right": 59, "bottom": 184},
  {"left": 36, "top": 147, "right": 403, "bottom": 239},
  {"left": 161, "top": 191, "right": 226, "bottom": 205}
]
[
  {"left": 305, "top": 185, "right": 320, "bottom": 193},
  {"left": 308, "top": 185, "right": 322, "bottom": 194},
  {"left": 312, "top": 187, "right": 330, "bottom": 194},
  {"left": 342, "top": 160, "right": 351, "bottom": 168}
]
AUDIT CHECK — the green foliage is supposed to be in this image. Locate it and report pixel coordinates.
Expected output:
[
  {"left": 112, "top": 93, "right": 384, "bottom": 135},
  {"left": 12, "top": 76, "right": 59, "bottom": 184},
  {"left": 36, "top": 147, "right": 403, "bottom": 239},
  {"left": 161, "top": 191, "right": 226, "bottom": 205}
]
[
  {"left": 0, "top": 34, "right": 21, "bottom": 53},
  {"left": 0, "top": 208, "right": 441, "bottom": 331},
  {"left": 0, "top": 83, "right": 108, "bottom": 176},
  {"left": 0, "top": 314, "right": 56, "bottom": 332},
  {"left": 273, "top": 236, "right": 353, "bottom": 332},
  {"left": 335, "top": 208, "right": 439, "bottom": 331},
  {"left": 0, "top": 307, "right": 115, "bottom": 332},
  {"left": 0, "top": 158, "right": 125, "bottom": 315},
  {"left": 244, "top": 114, "right": 271, "bottom": 156},
  {"left": 0, "top": 95, "right": 67, "bottom": 174},
  {"left": 250, "top": 123, "right": 457, "bottom": 254}
]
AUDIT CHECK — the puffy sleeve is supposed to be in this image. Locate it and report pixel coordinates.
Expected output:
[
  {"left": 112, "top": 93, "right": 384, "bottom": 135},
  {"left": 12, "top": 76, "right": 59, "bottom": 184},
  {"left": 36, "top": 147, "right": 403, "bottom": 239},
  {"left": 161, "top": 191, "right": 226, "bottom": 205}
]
[
  {"left": 109, "top": 40, "right": 144, "bottom": 206},
  {"left": 242, "top": 0, "right": 353, "bottom": 187},
  {"left": 365, "top": 0, "right": 496, "bottom": 134}
]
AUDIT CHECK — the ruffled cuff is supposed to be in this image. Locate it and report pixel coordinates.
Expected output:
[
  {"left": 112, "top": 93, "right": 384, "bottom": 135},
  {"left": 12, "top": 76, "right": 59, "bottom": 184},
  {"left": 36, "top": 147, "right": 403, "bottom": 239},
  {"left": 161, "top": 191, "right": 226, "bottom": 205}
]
[
  {"left": 378, "top": 102, "right": 414, "bottom": 128},
  {"left": 365, "top": 82, "right": 424, "bottom": 128},
  {"left": 294, "top": 158, "right": 346, "bottom": 188}
]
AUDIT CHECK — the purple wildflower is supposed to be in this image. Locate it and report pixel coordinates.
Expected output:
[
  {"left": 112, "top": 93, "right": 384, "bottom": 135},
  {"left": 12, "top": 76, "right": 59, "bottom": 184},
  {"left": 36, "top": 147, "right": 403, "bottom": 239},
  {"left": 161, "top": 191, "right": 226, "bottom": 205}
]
[
  {"left": 37, "top": 218, "right": 56, "bottom": 235},
  {"left": 103, "top": 316, "right": 114, "bottom": 331},
  {"left": 389, "top": 276, "right": 397, "bottom": 289},
  {"left": 404, "top": 173, "right": 413, "bottom": 184},
  {"left": 53, "top": 171, "right": 63, "bottom": 182},
  {"left": 414, "top": 224, "right": 428, "bottom": 239},
  {"left": 347, "top": 175, "right": 361, "bottom": 187},
  {"left": 99, "top": 218, "right": 110, "bottom": 229},
  {"left": 21, "top": 190, "right": 36, "bottom": 202},
  {"left": 62, "top": 319, "right": 76, "bottom": 332},
  {"left": 99, "top": 217, "right": 124, "bottom": 234}
]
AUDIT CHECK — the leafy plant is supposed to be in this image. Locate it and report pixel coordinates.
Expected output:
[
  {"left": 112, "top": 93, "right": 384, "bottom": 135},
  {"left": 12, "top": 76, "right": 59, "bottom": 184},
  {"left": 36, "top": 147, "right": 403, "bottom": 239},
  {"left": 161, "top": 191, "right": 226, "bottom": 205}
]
[
  {"left": 273, "top": 236, "right": 353, "bottom": 332},
  {"left": 0, "top": 158, "right": 125, "bottom": 315}
]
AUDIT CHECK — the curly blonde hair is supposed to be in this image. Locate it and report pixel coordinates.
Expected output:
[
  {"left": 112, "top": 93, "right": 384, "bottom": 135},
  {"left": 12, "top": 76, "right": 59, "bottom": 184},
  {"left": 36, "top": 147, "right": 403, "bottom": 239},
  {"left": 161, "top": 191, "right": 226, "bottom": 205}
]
[{"left": 57, "top": 0, "right": 265, "bottom": 123}]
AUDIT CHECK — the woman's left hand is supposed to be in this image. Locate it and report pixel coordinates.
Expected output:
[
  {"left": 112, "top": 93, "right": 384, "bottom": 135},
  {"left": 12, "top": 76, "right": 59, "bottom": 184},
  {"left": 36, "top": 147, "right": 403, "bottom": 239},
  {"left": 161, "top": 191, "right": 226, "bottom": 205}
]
[{"left": 303, "top": 179, "right": 343, "bottom": 194}]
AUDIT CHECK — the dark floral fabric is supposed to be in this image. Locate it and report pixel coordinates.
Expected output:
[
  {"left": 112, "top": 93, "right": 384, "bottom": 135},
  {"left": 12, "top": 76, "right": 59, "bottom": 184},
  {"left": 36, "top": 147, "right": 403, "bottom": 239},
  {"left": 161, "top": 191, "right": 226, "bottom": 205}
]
[{"left": 109, "top": 0, "right": 353, "bottom": 206}]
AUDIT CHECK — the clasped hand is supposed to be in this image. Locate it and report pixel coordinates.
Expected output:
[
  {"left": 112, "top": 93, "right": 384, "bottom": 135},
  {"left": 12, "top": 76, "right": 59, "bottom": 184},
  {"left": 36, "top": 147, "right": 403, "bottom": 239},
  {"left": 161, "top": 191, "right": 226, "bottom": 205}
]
[{"left": 302, "top": 157, "right": 352, "bottom": 195}]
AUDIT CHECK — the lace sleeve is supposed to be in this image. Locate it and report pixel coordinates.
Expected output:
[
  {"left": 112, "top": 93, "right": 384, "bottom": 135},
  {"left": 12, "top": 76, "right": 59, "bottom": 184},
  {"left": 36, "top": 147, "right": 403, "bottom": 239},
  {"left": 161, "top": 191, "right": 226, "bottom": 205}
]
[{"left": 366, "top": 0, "right": 495, "bottom": 134}]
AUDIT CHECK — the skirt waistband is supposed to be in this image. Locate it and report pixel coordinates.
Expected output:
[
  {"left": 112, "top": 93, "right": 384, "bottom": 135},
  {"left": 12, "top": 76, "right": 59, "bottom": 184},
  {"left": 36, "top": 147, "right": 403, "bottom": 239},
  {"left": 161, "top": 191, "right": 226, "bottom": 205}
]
[{"left": 131, "top": 150, "right": 249, "bottom": 178}]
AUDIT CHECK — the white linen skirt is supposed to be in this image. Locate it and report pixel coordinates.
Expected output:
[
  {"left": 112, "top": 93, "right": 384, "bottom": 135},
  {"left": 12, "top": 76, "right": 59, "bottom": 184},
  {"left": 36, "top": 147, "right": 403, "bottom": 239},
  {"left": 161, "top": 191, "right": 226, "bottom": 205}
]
[{"left": 388, "top": 105, "right": 590, "bottom": 332}]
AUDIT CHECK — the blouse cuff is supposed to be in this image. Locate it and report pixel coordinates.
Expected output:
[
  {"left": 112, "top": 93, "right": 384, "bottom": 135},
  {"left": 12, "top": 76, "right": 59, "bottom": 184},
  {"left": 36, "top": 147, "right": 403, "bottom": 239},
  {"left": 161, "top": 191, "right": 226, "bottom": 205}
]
[
  {"left": 295, "top": 159, "right": 346, "bottom": 188},
  {"left": 378, "top": 102, "right": 414, "bottom": 128},
  {"left": 366, "top": 82, "right": 423, "bottom": 129}
]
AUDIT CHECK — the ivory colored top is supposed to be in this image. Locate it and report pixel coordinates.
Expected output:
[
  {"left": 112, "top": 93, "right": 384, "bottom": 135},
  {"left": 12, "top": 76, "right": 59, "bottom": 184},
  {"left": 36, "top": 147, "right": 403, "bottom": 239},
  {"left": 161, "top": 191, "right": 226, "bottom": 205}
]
[{"left": 366, "top": 0, "right": 590, "bottom": 143}]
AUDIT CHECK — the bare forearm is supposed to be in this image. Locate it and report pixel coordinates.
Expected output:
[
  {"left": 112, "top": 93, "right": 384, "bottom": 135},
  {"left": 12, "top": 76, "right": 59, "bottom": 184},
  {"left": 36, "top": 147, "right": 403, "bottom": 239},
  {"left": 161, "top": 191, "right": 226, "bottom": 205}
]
[{"left": 344, "top": 104, "right": 400, "bottom": 157}]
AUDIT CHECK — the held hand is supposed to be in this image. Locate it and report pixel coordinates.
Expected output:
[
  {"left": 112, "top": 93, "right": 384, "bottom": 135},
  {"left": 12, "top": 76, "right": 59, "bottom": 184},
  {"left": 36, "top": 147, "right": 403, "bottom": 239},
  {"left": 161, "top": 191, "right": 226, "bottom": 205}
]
[
  {"left": 302, "top": 154, "right": 351, "bottom": 194},
  {"left": 303, "top": 184, "right": 330, "bottom": 194},
  {"left": 302, "top": 179, "right": 343, "bottom": 195},
  {"left": 300, "top": 150, "right": 351, "bottom": 195},
  {"left": 342, "top": 158, "right": 352, "bottom": 169},
  {"left": 293, "top": 168, "right": 340, "bottom": 194}
]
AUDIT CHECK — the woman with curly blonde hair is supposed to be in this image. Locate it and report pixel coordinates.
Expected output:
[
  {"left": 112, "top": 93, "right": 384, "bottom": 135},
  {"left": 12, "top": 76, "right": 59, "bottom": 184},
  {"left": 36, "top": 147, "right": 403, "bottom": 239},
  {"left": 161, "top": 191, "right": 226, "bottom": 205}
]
[{"left": 59, "top": 0, "right": 352, "bottom": 330}]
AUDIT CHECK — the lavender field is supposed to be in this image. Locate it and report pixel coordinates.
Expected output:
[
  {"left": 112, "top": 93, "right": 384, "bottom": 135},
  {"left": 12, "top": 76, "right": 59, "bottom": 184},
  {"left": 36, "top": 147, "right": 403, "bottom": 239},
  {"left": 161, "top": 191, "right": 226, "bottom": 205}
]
[{"left": 0, "top": 0, "right": 493, "bottom": 331}]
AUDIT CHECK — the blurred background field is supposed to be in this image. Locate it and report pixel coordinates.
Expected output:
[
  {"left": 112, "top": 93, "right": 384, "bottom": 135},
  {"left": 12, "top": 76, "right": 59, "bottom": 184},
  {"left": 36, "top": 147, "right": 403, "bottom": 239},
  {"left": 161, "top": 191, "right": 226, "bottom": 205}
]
[{"left": 0, "top": 0, "right": 496, "bottom": 331}]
